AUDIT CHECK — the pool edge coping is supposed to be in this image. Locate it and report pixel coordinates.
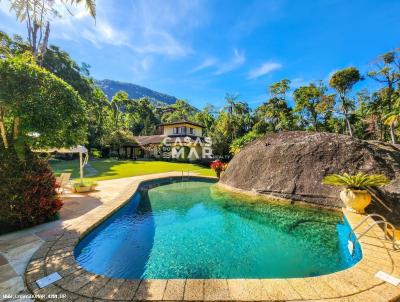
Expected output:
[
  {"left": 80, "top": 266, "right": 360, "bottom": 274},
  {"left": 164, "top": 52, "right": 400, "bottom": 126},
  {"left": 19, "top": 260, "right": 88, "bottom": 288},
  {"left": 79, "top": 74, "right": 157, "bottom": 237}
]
[{"left": 24, "top": 172, "right": 400, "bottom": 301}]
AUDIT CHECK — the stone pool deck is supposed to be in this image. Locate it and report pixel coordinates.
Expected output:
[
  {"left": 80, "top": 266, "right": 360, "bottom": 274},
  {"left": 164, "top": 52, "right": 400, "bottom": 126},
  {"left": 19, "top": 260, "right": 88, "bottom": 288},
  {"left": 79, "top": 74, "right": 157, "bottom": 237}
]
[{"left": 1, "top": 172, "right": 400, "bottom": 301}]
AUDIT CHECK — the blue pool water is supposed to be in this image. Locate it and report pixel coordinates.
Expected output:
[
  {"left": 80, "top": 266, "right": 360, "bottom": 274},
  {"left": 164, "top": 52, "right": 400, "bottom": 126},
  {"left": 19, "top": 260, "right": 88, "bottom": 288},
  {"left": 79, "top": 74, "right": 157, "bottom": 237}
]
[{"left": 74, "top": 178, "right": 362, "bottom": 279}]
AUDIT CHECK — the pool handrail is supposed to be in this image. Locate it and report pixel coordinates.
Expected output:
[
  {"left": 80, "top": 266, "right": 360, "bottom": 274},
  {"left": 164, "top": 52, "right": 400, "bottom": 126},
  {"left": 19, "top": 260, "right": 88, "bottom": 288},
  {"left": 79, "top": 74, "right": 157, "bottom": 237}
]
[{"left": 348, "top": 213, "right": 399, "bottom": 250}]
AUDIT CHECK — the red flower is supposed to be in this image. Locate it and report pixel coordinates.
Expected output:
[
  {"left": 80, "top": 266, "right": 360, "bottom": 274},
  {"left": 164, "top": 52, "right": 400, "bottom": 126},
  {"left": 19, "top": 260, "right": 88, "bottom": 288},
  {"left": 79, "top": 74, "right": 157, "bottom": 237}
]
[{"left": 210, "top": 160, "right": 228, "bottom": 178}]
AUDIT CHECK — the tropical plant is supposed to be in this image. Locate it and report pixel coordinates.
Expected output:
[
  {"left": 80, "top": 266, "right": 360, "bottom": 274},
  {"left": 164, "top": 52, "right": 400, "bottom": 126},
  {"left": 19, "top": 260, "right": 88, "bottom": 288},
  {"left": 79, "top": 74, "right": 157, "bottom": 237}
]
[
  {"left": 384, "top": 110, "right": 400, "bottom": 129},
  {"left": 322, "top": 173, "right": 390, "bottom": 190}
]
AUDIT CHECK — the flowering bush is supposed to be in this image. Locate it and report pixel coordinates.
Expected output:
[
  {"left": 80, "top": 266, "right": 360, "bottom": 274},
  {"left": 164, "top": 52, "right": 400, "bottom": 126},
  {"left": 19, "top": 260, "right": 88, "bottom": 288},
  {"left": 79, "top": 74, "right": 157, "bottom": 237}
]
[
  {"left": 210, "top": 160, "right": 228, "bottom": 178},
  {"left": 0, "top": 151, "right": 63, "bottom": 231}
]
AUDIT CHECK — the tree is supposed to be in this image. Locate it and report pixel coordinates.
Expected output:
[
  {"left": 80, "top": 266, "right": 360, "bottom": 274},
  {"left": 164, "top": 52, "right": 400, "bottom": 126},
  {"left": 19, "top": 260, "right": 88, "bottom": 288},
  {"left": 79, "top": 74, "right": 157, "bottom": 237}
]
[
  {"left": 127, "top": 98, "right": 159, "bottom": 135},
  {"left": 223, "top": 94, "right": 252, "bottom": 140},
  {"left": 110, "top": 90, "right": 129, "bottom": 130},
  {"left": 329, "top": 67, "right": 361, "bottom": 137},
  {"left": 209, "top": 111, "right": 232, "bottom": 158},
  {"left": 161, "top": 99, "right": 197, "bottom": 123},
  {"left": 368, "top": 50, "right": 400, "bottom": 144},
  {"left": 0, "top": 54, "right": 87, "bottom": 153},
  {"left": 293, "top": 82, "right": 335, "bottom": 131},
  {"left": 194, "top": 104, "right": 216, "bottom": 136},
  {"left": 255, "top": 79, "right": 294, "bottom": 132},
  {"left": 6, "top": 0, "right": 96, "bottom": 65}
]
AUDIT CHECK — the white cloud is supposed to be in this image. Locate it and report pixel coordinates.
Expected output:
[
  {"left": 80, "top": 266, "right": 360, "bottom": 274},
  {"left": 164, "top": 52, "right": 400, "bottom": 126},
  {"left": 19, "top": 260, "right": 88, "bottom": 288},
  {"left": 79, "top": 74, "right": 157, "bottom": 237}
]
[
  {"left": 248, "top": 61, "right": 282, "bottom": 79},
  {"left": 0, "top": 1, "right": 12, "bottom": 16},
  {"left": 1, "top": 0, "right": 204, "bottom": 58},
  {"left": 190, "top": 58, "right": 217, "bottom": 73},
  {"left": 215, "top": 48, "right": 246, "bottom": 75}
]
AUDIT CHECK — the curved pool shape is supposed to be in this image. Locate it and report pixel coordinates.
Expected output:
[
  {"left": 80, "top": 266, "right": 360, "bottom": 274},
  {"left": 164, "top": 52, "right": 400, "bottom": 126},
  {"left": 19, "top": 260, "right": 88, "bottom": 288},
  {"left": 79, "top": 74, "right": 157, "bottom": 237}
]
[{"left": 74, "top": 178, "right": 362, "bottom": 279}]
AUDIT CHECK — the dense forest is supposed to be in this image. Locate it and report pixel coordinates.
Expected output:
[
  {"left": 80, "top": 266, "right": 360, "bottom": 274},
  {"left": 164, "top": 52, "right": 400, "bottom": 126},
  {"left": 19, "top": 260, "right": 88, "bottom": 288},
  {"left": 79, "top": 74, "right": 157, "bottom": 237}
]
[{"left": 1, "top": 31, "right": 399, "bottom": 160}]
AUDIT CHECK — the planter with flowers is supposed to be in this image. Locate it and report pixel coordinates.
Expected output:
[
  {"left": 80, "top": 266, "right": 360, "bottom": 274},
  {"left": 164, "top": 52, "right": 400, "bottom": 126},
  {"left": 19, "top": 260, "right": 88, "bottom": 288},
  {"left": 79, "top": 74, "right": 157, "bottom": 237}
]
[
  {"left": 210, "top": 160, "right": 228, "bottom": 179},
  {"left": 73, "top": 180, "right": 98, "bottom": 193},
  {"left": 322, "top": 172, "right": 390, "bottom": 213}
]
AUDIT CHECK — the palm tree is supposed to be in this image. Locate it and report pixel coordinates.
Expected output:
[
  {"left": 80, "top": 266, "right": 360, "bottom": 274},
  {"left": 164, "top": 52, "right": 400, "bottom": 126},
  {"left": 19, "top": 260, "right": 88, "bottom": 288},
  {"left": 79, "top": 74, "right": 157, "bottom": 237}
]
[
  {"left": 384, "top": 111, "right": 400, "bottom": 144},
  {"left": 368, "top": 51, "right": 400, "bottom": 144},
  {"left": 6, "top": 0, "right": 96, "bottom": 65}
]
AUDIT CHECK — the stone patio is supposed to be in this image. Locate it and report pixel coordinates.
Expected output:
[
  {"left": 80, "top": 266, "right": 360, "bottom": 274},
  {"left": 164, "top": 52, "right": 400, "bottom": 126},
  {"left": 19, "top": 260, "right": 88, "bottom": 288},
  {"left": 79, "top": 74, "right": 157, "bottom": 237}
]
[{"left": 1, "top": 172, "right": 400, "bottom": 301}]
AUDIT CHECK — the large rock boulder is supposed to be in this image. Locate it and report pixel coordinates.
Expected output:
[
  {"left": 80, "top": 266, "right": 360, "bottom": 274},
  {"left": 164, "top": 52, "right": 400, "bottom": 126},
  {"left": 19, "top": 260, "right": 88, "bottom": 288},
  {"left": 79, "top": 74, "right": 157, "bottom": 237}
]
[{"left": 220, "top": 131, "right": 400, "bottom": 221}]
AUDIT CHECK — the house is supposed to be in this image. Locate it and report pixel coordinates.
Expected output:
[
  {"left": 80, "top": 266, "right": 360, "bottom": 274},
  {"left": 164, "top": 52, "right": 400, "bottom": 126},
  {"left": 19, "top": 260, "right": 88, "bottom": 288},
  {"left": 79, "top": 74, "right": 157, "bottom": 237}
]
[{"left": 121, "top": 120, "right": 208, "bottom": 161}]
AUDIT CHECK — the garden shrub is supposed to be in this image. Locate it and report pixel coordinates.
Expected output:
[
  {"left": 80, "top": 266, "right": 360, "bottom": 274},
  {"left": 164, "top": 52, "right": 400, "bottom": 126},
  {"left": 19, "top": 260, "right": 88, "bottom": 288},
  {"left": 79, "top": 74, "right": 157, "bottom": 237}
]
[{"left": 0, "top": 150, "right": 63, "bottom": 231}]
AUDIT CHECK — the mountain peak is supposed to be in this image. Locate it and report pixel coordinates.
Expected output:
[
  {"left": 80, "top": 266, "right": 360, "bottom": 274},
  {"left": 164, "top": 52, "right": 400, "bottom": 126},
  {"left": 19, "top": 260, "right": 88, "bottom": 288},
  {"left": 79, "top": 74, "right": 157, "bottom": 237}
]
[{"left": 95, "top": 79, "right": 178, "bottom": 106}]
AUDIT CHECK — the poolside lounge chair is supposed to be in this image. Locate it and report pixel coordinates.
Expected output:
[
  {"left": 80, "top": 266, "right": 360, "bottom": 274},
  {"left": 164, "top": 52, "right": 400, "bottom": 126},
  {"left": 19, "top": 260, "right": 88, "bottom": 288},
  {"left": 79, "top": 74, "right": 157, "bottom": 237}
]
[{"left": 56, "top": 173, "right": 71, "bottom": 194}]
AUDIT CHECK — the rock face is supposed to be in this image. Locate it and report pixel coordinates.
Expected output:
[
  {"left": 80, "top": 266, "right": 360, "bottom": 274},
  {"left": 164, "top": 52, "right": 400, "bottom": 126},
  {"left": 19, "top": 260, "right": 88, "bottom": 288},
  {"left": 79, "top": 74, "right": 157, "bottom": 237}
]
[{"left": 220, "top": 131, "right": 400, "bottom": 218}]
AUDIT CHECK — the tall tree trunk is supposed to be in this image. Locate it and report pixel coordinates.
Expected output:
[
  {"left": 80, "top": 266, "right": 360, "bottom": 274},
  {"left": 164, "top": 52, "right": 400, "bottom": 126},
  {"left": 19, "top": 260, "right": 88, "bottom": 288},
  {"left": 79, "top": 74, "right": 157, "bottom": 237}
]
[
  {"left": 13, "top": 117, "right": 20, "bottom": 141},
  {"left": 345, "top": 116, "right": 353, "bottom": 137},
  {"left": 390, "top": 124, "right": 397, "bottom": 144},
  {"left": 0, "top": 107, "right": 8, "bottom": 149},
  {"left": 38, "top": 22, "right": 50, "bottom": 66},
  {"left": 0, "top": 121, "right": 8, "bottom": 149},
  {"left": 342, "top": 97, "right": 353, "bottom": 137}
]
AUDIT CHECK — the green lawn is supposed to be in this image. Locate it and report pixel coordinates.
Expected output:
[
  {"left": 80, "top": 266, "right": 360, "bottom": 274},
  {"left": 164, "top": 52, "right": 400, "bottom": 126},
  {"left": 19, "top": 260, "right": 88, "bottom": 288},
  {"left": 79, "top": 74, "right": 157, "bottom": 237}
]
[{"left": 50, "top": 159, "right": 215, "bottom": 181}]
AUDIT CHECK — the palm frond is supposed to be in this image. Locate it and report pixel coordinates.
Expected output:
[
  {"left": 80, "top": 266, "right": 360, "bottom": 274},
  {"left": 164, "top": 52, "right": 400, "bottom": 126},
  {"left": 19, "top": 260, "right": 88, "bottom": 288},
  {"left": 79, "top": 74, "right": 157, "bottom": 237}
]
[{"left": 322, "top": 172, "right": 390, "bottom": 189}]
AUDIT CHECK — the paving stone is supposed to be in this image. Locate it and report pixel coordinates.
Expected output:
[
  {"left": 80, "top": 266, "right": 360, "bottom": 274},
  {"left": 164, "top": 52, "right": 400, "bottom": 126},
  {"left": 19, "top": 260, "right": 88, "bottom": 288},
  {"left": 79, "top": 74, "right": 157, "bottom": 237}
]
[
  {"left": 25, "top": 267, "right": 46, "bottom": 284},
  {"left": 352, "top": 289, "right": 390, "bottom": 302},
  {"left": 72, "top": 296, "right": 94, "bottom": 302},
  {"left": 0, "top": 253, "right": 8, "bottom": 266},
  {"left": 111, "top": 280, "right": 140, "bottom": 300},
  {"left": 162, "top": 279, "right": 185, "bottom": 301},
  {"left": 227, "top": 279, "right": 266, "bottom": 301},
  {"left": 51, "top": 239, "right": 79, "bottom": 250},
  {"left": 30, "top": 244, "right": 52, "bottom": 260},
  {"left": 258, "top": 279, "right": 302, "bottom": 301},
  {"left": 6, "top": 241, "right": 43, "bottom": 275},
  {"left": 77, "top": 276, "right": 110, "bottom": 297},
  {"left": 34, "top": 228, "right": 64, "bottom": 242},
  {"left": 32, "top": 283, "right": 62, "bottom": 297},
  {"left": 0, "top": 276, "right": 26, "bottom": 297},
  {"left": 0, "top": 235, "right": 40, "bottom": 252},
  {"left": 134, "top": 280, "right": 167, "bottom": 301},
  {"left": 304, "top": 276, "right": 341, "bottom": 299},
  {"left": 61, "top": 272, "right": 97, "bottom": 292},
  {"left": 0, "top": 264, "right": 18, "bottom": 284},
  {"left": 203, "top": 279, "right": 230, "bottom": 301},
  {"left": 93, "top": 279, "right": 125, "bottom": 299},
  {"left": 287, "top": 278, "right": 321, "bottom": 300},
  {"left": 56, "top": 264, "right": 82, "bottom": 278},
  {"left": 26, "top": 280, "right": 39, "bottom": 293},
  {"left": 58, "top": 291, "right": 82, "bottom": 302},
  {"left": 183, "top": 279, "right": 203, "bottom": 301},
  {"left": 320, "top": 275, "right": 360, "bottom": 297},
  {"left": 48, "top": 247, "right": 73, "bottom": 257},
  {"left": 26, "top": 258, "right": 45, "bottom": 273},
  {"left": 341, "top": 268, "right": 383, "bottom": 291},
  {"left": 370, "top": 282, "right": 400, "bottom": 301}
]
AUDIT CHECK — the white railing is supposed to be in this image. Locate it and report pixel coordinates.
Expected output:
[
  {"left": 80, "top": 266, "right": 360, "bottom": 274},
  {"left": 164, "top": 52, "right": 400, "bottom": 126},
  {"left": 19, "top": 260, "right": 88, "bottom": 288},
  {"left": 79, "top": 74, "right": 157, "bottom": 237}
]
[{"left": 349, "top": 213, "right": 399, "bottom": 250}]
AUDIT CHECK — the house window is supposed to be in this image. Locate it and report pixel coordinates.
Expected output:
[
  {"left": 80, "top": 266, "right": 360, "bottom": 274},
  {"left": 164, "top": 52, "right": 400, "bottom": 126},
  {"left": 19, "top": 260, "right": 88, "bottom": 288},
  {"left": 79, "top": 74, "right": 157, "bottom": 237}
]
[
  {"left": 189, "top": 127, "right": 194, "bottom": 134},
  {"left": 173, "top": 127, "right": 178, "bottom": 134}
]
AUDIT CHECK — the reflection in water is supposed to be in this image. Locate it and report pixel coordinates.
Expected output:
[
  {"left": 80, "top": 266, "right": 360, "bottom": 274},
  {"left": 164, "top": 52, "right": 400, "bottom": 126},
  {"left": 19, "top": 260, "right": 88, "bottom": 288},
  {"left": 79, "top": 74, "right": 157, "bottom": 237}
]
[
  {"left": 74, "top": 190, "right": 155, "bottom": 278},
  {"left": 75, "top": 179, "right": 361, "bottom": 279}
]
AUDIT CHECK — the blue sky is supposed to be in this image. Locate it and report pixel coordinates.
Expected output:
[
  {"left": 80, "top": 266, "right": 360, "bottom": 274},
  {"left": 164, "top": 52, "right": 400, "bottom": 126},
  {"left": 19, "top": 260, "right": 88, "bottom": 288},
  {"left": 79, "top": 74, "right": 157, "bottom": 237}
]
[{"left": 1, "top": 0, "right": 399, "bottom": 109}]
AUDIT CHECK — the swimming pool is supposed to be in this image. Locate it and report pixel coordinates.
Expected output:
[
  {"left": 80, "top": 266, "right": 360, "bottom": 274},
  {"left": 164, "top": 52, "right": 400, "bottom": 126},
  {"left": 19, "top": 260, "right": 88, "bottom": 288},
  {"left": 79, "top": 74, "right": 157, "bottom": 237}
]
[{"left": 74, "top": 178, "right": 362, "bottom": 279}]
